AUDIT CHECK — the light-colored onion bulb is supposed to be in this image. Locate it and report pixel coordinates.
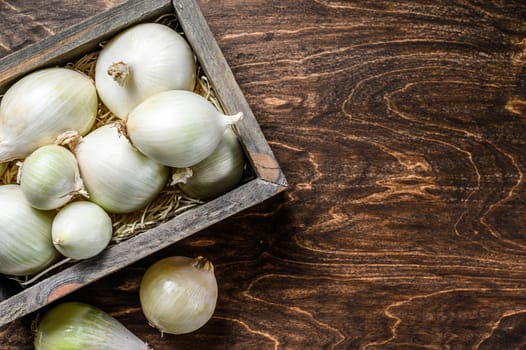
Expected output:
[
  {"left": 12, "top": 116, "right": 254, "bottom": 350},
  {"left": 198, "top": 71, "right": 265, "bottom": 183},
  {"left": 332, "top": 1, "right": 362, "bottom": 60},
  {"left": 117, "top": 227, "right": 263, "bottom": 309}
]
[
  {"left": 95, "top": 23, "right": 196, "bottom": 119},
  {"left": 0, "top": 68, "right": 97, "bottom": 162},
  {"left": 34, "top": 302, "right": 152, "bottom": 350},
  {"left": 52, "top": 201, "right": 113, "bottom": 260},
  {"left": 177, "top": 128, "right": 245, "bottom": 200},
  {"left": 126, "top": 90, "right": 243, "bottom": 168},
  {"left": 19, "top": 144, "right": 86, "bottom": 210},
  {"left": 72, "top": 124, "right": 168, "bottom": 214},
  {"left": 140, "top": 256, "right": 218, "bottom": 335},
  {"left": 0, "top": 185, "right": 58, "bottom": 276}
]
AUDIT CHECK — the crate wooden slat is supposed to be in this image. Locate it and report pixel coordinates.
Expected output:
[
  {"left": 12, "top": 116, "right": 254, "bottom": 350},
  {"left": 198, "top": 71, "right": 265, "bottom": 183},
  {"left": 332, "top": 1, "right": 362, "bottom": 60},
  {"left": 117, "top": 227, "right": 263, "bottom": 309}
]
[{"left": 0, "top": 0, "right": 286, "bottom": 327}]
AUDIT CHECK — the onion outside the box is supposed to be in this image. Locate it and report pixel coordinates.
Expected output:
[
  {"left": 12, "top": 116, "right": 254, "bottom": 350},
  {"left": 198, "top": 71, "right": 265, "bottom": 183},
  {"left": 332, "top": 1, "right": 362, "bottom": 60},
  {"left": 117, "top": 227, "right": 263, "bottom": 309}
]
[
  {"left": 34, "top": 302, "right": 152, "bottom": 350},
  {"left": 139, "top": 256, "right": 218, "bottom": 335}
]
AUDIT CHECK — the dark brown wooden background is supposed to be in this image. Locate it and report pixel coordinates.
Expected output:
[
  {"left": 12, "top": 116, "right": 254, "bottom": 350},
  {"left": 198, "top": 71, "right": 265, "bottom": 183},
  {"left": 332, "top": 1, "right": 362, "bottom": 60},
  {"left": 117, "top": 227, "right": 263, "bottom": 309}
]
[{"left": 1, "top": 0, "right": 526, "bottom": 349}]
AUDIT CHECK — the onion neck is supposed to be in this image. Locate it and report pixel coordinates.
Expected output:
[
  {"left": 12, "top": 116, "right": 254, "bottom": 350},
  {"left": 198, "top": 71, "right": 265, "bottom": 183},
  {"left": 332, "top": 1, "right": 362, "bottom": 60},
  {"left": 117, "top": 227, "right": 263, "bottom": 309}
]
[
  {"left": 170, "top": 168, "right": 193, "bottom": 185},
  {"left": 115, "top": 120, "right": 134, "bottom": 146},
  {"left": 72, "top": 175, "right": 89, "bottom": 198},
  {"left": 223, "top": 111, "right": 244, "bottom": 126},
  {"left": 193, "top": 256, "right": 214, "bottom": 273},
  {"left": 56, "top": 130, "right": 82, "bottom": 152},
  {"left": 108, "top": 61, "right": 130, "bottom": 86}
]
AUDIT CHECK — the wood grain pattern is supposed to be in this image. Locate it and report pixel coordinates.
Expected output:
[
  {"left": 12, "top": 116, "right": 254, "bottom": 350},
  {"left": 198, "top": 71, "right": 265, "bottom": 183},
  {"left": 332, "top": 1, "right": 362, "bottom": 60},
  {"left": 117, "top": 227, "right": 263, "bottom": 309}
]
[{"left": 1, "top": 0, "right": 526, "bottom": 349}]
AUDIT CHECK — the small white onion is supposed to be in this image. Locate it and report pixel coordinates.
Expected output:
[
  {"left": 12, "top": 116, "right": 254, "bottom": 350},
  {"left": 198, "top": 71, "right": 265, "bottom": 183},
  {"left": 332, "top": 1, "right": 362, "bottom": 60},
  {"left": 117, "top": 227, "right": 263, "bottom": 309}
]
[
  {"left": 20, "top": 145, "right": 85, "bottom": 210},
  {"left": 35, "top": 302, "right": 152, "bottom": 350},
  {"left": 52, "top": 201, "right": 112, "bottom": 260},
  {"left": 140, "top": 256, "right": 218, "bottom": 335},
  {"left": 127, "top": 90, "right": 242, "bottom": 168},
  {"left": 177, "top": 128, "right": 245, "bottom": 200},
  {"left": 0, "top": 68, "right": 97, "bottom": 161},
  {"left": 74, "top": 124, "right": 168, "bottom": 213},
  {"left": 0, "top": 185, "right": 58, "bottom": 276},
  {"left": 95, "top": 23, "right": 196, "bottom": 119}
]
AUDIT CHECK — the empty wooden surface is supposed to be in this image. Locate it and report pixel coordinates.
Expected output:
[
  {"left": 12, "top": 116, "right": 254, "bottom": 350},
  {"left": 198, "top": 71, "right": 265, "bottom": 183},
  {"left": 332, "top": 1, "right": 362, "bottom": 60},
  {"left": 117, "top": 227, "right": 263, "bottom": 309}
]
[{"left": 1, "top": 0, "right": 526, "bottom": 349}]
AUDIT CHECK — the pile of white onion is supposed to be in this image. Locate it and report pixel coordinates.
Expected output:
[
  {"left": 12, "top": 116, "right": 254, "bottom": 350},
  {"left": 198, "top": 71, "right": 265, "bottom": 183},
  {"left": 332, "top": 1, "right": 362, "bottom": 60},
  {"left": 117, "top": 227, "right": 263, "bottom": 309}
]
[{"left": 0, "top": 21, "right": 244, "bottom": 343}]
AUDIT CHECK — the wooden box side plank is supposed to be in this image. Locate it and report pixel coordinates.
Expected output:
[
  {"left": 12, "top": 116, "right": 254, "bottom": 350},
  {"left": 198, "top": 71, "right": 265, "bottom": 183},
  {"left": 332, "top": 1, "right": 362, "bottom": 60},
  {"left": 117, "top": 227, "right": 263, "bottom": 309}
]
[{"left": 174, "top": 0, "right": 287, "bottom": 187}]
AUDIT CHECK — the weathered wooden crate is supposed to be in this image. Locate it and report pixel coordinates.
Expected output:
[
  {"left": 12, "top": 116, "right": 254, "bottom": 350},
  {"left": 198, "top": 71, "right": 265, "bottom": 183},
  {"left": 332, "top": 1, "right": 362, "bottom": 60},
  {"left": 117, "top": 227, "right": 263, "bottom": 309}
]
[{"left": 0, "top": 0, "right": 286, "bottom": 327}]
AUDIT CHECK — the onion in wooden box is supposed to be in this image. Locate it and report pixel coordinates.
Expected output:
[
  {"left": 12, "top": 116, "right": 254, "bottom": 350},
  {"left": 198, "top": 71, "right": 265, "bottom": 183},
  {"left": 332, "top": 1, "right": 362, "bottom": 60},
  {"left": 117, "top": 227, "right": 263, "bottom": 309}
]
[{"left": 0, "top": 0, "right": 286, "bottom": 327}]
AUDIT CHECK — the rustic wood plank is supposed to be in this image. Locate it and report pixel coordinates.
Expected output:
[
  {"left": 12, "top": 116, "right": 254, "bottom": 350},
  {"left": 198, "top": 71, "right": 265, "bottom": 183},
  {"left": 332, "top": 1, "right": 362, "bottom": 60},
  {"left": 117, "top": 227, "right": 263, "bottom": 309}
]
[
  {"left": 2, "top": 0, "right": 526, "bottom": 349},
  {"left": 0, "top": 0, "right": 121, "bottom": 57}
]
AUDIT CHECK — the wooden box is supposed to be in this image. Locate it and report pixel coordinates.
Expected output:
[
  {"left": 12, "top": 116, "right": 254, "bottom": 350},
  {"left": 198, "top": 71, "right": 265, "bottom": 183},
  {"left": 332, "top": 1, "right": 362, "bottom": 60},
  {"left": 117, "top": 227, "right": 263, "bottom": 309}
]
[{"left": 0, "top": 0, "right": 286, "bottom": 327}]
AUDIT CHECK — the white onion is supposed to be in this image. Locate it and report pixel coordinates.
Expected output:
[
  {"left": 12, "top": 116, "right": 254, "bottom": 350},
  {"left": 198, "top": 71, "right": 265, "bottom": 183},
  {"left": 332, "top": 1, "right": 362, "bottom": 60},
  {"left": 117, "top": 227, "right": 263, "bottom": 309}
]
[
  {"left": 0, "top": 185, "right": 58, "bottom": 276},
  {"left": 52, "top": 201, "right": 113, "bottom": 260},
  {"left": 95, "top": 23, "right": 196, "bottom": 119},
  {"left": 177, "top": 128, "right": 245, "bottom": 200},
  {"left": 74, "top": 124, "right": 168, "bottom": 213},
  {"left": 127, "top": 90, "right": 242, "bottom": 167},
  {"left": 20, "top": 145, "right": 85, "bottom": 210},
  {"left": 0, "top": 68, "right": 97, "bottom": 162},
  {"left": 35, "top": 302, "right": 152, "bottom": 350},
  {"left": 140, "top": 256, "right": 218, "bottom": 335}
]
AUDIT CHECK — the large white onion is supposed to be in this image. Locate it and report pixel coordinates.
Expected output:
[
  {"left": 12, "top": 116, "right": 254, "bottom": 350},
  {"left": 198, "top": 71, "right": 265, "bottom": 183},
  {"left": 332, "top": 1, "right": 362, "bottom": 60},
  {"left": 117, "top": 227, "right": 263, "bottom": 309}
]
[
  {"left": 0, "top": 68, "right": 97, "bottom": 162},
  {"left": 127, "top": 90, "right": 242, "bottom": 168},
  {"left": 0, "top": 185, "right": 58, "bottom": 276},
  {"left": 95, "top": 23, "right": 196, "bottom": 119},
  {"left": 35, "top": 302, "right": 152, "bottom": 350},
  {"left": 20, "top": 145, "right": 85, "bottom": 210},
  {"left": 178, "top": 128, "right": 245, "bottom": 200},
  {"left": 74, "top": 124, "right": 168, "bottom": 213},
  {"left": 139, "top": 256, "right": 218, "bottom": 335}
]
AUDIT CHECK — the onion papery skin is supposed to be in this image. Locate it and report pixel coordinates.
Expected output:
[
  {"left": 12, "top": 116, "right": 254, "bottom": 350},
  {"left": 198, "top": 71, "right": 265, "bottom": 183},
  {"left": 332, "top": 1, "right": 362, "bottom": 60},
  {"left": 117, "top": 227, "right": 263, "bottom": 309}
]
[
  {"left": 140, "top": 256, "right": 218, "bottom": 335},
  {"left": 0, "top": 185, "right": 58, "bottom": 276},
  {"left": 20, "top": 145, "right": 84, "bottom": 210},
  {"left": 0, "top": 162, "right": 6, "bottom": 177},
  {"left": 127, "top": 90, "right": 239, "bottom": 168},
  {"left": 95, "top": 23, "right": 196, "bottom": 119},
  {"left": 75, "top": 124, "right": 168, "bottom": 214},
  {"left": 34, "top": 302, "right": 152, "bottom": 350},
  {"left": 179, "top": 128, "right": 244, "bottom": 200},
  {"left": 0, "top": 68, "right": 97, "bottom": 162},
  {"left": 52, "top": 201, "right": 113, "bottom": 260}
]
